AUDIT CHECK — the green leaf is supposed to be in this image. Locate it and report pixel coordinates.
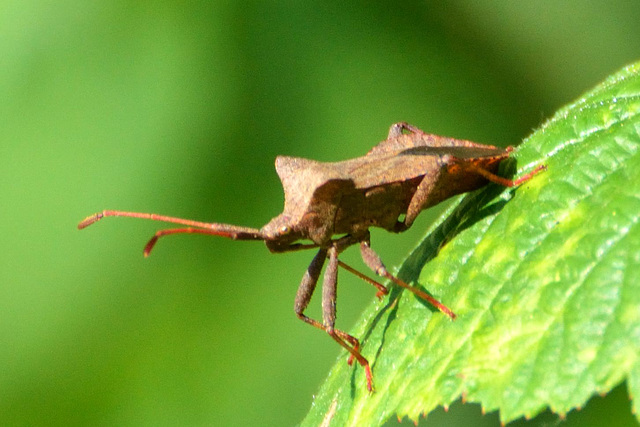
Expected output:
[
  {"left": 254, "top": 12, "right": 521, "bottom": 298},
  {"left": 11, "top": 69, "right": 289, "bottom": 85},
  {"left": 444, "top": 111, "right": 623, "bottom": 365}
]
[{"left": 302, "top": 62, "right": 640, "bottom": 426}]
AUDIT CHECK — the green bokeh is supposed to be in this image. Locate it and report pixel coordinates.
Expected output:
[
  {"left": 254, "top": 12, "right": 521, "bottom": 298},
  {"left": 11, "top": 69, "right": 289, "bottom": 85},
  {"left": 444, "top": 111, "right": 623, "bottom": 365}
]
[{"left": 2, "top": 2, "right": 639, "bottom": 426}]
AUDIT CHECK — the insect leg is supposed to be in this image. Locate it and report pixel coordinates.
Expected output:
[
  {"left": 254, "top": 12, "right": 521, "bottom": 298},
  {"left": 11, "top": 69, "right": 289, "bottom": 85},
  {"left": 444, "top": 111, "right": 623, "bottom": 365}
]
[
  {"left": 337, "top": 260, "right": 388, "bottom": 299},
  {"left": 331, "top": 234, "right": 388, "bottom": 298},
  {"left": 457, "top": 160, "right": 547, "bottom": 187},
  {"left": 403, "top": 168, "right": 440, "bottom": 228},
  {"left": 358, "top": 235, "right": 456, "bottom": 320},
  {"left": 323, "top": 245, "right": 374, "bottom": 391},
  {"left": 294, "top": 248, "right": 374, "bottom": 392},
  {"left": 442, "top": 151, "right": 547, "bottom": 188},
  {"left": 294, "top": 248, "right": 327, "bottom": 325}
]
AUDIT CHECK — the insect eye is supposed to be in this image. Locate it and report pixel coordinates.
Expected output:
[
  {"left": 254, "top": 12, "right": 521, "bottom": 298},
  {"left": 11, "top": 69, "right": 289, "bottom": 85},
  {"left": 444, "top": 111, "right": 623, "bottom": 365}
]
[{"left": 279, "top": 225, "right": 291, "bottom": 234}]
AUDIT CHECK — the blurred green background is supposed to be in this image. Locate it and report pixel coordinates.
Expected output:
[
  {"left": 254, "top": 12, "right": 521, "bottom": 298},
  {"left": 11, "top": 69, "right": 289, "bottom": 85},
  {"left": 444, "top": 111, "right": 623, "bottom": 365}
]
[{"left": 2, "top": 2, "right": 639, "bottom": 426}]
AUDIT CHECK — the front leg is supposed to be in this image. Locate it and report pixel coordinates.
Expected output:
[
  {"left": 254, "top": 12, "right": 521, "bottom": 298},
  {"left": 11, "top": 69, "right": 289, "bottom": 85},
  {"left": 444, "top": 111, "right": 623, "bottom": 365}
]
[
  {"left": 322, "top": 245, "right": 374, "bottom": 391},
  {"left": 294, "top": 246, "right": 375, "bottom": 392},
  {"left": 294, "top": 248, "right": 327, "bottom": 320}
]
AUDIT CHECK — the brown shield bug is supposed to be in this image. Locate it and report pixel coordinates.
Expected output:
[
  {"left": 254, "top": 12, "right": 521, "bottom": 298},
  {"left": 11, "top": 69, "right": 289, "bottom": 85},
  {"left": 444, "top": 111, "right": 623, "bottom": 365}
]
[{"left": 79, "top": 122, "right": 545, "bottom": 391}]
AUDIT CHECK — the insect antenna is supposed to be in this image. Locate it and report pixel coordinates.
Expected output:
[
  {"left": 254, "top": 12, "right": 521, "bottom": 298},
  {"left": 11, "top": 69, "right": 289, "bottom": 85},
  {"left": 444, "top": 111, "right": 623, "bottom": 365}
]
[{"left": 78, "top": 210, "right": 266, "bottom": 256}]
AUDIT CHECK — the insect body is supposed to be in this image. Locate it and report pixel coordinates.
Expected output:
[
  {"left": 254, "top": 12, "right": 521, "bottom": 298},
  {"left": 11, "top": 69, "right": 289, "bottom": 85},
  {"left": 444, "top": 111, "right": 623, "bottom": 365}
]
[{"left": 79, "top": 122, "right": 545, "bottom": 392}]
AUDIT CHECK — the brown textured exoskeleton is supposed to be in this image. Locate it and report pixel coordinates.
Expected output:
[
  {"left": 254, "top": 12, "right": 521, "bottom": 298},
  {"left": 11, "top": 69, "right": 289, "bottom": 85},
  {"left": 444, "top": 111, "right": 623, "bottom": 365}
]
[{"left": 78, "top": 122, "right": 545, "bottom": 392}]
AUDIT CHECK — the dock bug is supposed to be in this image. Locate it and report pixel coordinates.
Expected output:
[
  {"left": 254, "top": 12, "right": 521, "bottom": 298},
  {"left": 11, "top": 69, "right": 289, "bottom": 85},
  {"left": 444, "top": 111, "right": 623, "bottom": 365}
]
[{"left": 79, "top": 122, "right": 545, "bottom": 392}]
